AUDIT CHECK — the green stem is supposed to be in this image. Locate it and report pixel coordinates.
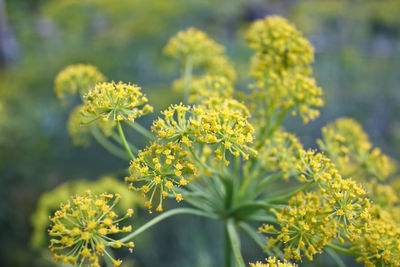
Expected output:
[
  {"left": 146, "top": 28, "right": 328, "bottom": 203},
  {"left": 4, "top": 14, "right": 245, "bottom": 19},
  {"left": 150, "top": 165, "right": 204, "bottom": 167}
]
[
  {"left": 91, "top": 128, "right": 129, "bottom": 160},
  {"left": 118, "top": 208, "right": 217, "bottom": 243},
  {"left": 326, "top": 243, "right": 359, "bottom": 257},
  {"left": 326, "top": 248, "right": 346, "bottom": 267},
  {"left": 126, "top": 121, "right": 155, "bottom": 141},
  {"left": 265, "top": 181, "right": 314, "bottom": 203},
  {"left": 183, "top": 56, "right": 193, "bottom": 104},
  {"left": 226, "top": 218, "right": 246, "bottom": 267},
  {"left": 224, "top": 224, "right": 233, "bottom": 267},
  {"left": 117, "top": 121, "right": 135, "bottom": 160}
]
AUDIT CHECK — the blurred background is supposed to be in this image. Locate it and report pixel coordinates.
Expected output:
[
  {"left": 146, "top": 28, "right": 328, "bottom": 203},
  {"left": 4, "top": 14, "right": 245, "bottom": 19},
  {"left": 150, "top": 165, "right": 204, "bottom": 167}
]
[{"left": 0, "top": 0, "right": 399, "bottom": 266}]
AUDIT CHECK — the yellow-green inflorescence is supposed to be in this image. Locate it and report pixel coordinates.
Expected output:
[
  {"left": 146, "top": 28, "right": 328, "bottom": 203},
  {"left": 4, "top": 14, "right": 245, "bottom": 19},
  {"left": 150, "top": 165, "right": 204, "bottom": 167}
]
[
  {"left": 126, "top": 141, "right": 198, "bottom": 212},
  {"left": 188, "top": 75, "right": 234, "bottom": 104},
  {"left": 250, "top": 256, "right": 297, "bottom": 267},
  {"left": 318, "top": 117, "right": 397, "bottom": 181},
  {"left": 258, "top": 130, "right": 303, "bottom": 180},
  {"left": 49, "top": 191, "right": 134, "bottom": 267},
  {"left": 80, "top": 81, "right": 153, "bottom": 125},
  {"left": 151, "top": 99, "right": 256, "bottom": 165},
  {"left": 54, "top": 64, "right": 106, "bottom": 100},
  {"left": 246, "top": 16, "right": 323, "bottom": 125}
]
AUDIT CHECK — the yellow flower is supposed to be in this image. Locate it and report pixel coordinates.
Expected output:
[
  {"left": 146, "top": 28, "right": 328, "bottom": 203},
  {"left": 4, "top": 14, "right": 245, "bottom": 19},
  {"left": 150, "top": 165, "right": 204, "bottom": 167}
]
[
  {"left": 48, "top": 191, "right": 134, "bottom": 266},
  {"left": 318, "top": 118, "right": 397, "bottom": 181},
  {"left": 54, "top": 64, "right": 106, "bottom": 100},
  {"left": 259, "top": 130, "right": 303, "bottom": 180},
  {"left": 250, "top": 256, "right": 297, "bottom": 267},
  {"left": 164, "top": 27, "right": 224, "bottom": 66},
  {"left": 126, "top": 141, "right": 197, "bottom": 211},
  {"left": 81, "top": 81, "right": 153, "bottom": 124},
  {"left": 188, "top": 75, "right": 234, "bottom": 103},
  {"left": 246, "top": 16, "right": 313, "bottom": 75},
  {"left": 260, "top": 192, "right": 337, "bottom": 261}
]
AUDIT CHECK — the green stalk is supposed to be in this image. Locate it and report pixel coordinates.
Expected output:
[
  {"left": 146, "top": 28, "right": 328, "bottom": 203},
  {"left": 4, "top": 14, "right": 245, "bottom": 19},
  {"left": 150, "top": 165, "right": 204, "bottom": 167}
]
[
  {"left": 116, "top": 121, "right": 135, "bottom": 160},
  {"left": 111, "top": 131, "right": 138, "bottom": 154},
  {"left": 91, "top": 128, "right": 129, "bottom": 160},
  {"left": 183, "top": 56, "right": 193, "bottom": 104},
  {"left": 226, "top": 218, "right": 246, "bottom": 267},
  {"left": 326, "top": 248, "right": 346, "bottom": 267},
  {"left": 264, "top": 181, "right": 314, "bottom": 203},
  {"left": 326, "top": 243, "right": 359, "bottom": 257},
  {"left": 224, "top": 225, "right": 233, "bottom": 267},
  {"left": 118, "top": 208, "right": 217, "bottom": 243},
  {"left": 126, "top": 121, "right": 155, "bottom": 141}
]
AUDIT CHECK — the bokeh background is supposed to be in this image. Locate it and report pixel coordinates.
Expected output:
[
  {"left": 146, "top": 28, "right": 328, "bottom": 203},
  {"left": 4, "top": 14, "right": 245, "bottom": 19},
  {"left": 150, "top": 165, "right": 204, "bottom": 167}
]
[{"left": 0, "top": 0, "right": 399, "bottom": 266}]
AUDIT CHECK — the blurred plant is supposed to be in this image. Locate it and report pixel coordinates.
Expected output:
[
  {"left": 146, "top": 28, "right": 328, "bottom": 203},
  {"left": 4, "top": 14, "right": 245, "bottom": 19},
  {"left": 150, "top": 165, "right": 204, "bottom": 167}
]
[{"left": 44, "top": 15, "right": 400, "bottom": 267}]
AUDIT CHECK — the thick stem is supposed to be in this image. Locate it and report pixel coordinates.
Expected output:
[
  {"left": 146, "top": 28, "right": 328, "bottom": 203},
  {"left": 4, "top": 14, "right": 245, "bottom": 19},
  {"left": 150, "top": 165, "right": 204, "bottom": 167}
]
[
  {"left": 226, "top": 218, "right": 246, "bottom": 267},
  {"left": 224, "top": 224, "right": 232, "bottom": 267},
  {"left": 117, "top": 121, "right": 135, "bottom": 160},
  {"left": 118, "top": 208, "right": 217, "bottom": 243}
]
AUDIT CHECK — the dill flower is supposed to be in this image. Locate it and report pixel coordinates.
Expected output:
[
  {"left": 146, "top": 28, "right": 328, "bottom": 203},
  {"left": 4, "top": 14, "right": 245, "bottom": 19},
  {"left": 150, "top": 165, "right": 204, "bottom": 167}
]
[
  {"left": 126, "top": 141, "right": 198, "bottom": 211},
  {"left": 258, "top": 130, "right": 303, "bottom": 180},
  {"left": 249, "top": 72, "right": 323, "bottom": 124},
  {"left": 151, "top": 100, "right": 256, "bottom": 163},
  {"left": 246, "top": 16, "right": 313, "bottom": 75},
  {"left": 54, "top": 64, "right": 106, "bottom": 100},
  {"left": 261, "top": 192, "right": 337, "bottom": 261},
  {"left": 164, "top": 27, "right": 224, "bottom": 66},
  {"left": 318, "top": 118, "right": 397, "bottom": 181},
  {"left": 296, "top": 150, "right": 370, "bottom": 239},
  {"left": 188, "top": 75, "right": 234, "bottom": 103},
  {"left": 49, "top": 191, "right": 134, "bottom": 267},
  {"left": 351, "top": 205, "right": 400, "bottom": 267},
  {"left": 250, "top": 256, "right": 297, "bottom": 267},
  {"left": 80, "top": 81, "right": 153, "bottom": 124}
]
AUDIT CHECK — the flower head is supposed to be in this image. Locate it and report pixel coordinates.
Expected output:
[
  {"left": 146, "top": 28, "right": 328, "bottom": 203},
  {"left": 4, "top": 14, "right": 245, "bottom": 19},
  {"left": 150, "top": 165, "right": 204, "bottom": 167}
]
[
  {"left": 164, "top": 27, "right": 224, "bottom": 66},
  {"left": 151, "top": 100, "right": 256, "bottom": 164},
  {"left": 250, "top": 256, "right": 297, "bottom": 267},
  {"left": 80, "top": 81, "right": 153, "bottom": 124},
  {"left": 49, "top": 191, "right": 134, "bottom": 267},
  {"left": 246, "top": 16, "right": 313, "bottom": 75},
  {"left": 261, "top": 192, "right": 337, "bottom": 261},
  {"left": 259, "top": 130, "right": 303, "bottom": 180},
  {"left": 188, "top": 75, "right": 234, "bottom": 103},
  {"left": 318, "top": 118, "right": 397, "bottom": 181},
  {"left": 126, "top": 141, "right": 198, "bottom": 211},
  {"left": 54, "top": 64, "right": 106, "bottom": 100}
]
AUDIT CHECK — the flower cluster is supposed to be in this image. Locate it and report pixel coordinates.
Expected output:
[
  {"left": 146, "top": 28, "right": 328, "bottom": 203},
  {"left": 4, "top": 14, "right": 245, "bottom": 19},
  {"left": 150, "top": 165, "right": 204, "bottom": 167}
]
[
  {"left": 68, "top": 105, "right": 91, "bottom": 146},
  {"left": 318, "top": 118, "right": 397, "bottom": 181},
  {"left": 261, "top": 192, "right": 337, "bottom": 261},
  {"left": 126, "top": 141, "right": 198, "bottom": 211},
  {"left": 151, "top": 100, "right": 255, "bottom": 164},
  {"left": 54, "top": 64, "right": 106, "bottom": 100},
  {"left": 245, "top": 16, "right": 323, "bottom": 126},
  {"left": 80, "top": 81, "right": 153, "bottom": 124},
  {"left": 258, "top": 130, "right": 303, "bottom": 180},
  {"left": 246, "top": 16, "right": 313, "bottom": 75},
  {"left": 163, "top": 27, "right": 224, "bottom": 66},
  {"left": 49, "top": 191, "right": 134, "bottom": 267},
  {"left": 188, "top": 75, "right": 234, "bottom": 103},
  {"left": 250, "top": 256, "right": 297, "bottom": 267},
  {"left": 351, "top": 205, "right": 400, "bottom": 266},
  {"left": 296, "top": 150, "right": 370, "bottom": 240}
]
